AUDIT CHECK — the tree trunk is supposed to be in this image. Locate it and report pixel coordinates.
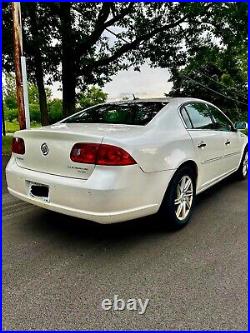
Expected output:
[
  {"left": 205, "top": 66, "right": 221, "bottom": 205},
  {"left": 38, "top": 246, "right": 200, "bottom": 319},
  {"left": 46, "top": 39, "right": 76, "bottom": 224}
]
[
  {"left": 28, "top": 3, "right": 49, "bottom": 126},
  {"left": 60, "top": 3, "right": 76, "bottom": 117}
]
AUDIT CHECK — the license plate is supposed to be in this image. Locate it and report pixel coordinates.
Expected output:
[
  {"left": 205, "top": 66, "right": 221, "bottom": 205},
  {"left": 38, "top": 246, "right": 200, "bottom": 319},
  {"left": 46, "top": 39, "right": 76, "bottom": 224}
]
[{"left": 27, "top": 181, "right": 49, "bottom": 202}]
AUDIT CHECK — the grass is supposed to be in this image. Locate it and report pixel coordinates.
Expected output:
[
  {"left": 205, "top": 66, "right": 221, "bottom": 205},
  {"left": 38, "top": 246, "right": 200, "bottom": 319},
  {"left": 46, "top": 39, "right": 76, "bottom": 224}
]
[
  {"left": 241, "top": 129, "right": 248, "bottom": 136},
  {"left": 5, "top": 120, "right": 41, "bottom": 133},
  {"left": 2, "top": 135, "right": 13, "bottom": 155},
  {"left": 2, "top": 121, "right": 41, "bottom": 155}
]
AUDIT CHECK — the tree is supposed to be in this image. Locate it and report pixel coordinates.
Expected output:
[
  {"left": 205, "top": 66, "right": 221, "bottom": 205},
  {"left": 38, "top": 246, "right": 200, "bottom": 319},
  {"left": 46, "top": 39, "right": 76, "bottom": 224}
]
[
  {"left": 3, "top": 73, "right": 17, "bottom": 110},
  {"left": 25, "top": 3, "right": 49, "bottom": 125},
  {"left": 78, "top": 86, "right": 108, "bottom": 109},
  {"left": 151, "top": 3, "right": 248, "bottom": 119},
  {"left": 3, "top": 73, "right": 53, "bottom": 123},
  {"left": 167, "top": 46, "right": 247, "bottom": 103},
  {"left": 2, "top": 3, "right": 59, "bottom": 125},
  {"left": 57, "top": 2, "right": 202, "bottom": 116},
  {"left": 3, "top": 2, "right": 247, "bottom": 120}
]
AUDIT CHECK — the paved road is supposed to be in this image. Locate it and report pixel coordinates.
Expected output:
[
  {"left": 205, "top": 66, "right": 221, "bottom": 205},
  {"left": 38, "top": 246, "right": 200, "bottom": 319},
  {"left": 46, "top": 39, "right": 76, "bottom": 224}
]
[{"left": 2, "top": 156, "right": 248, "bottom": 330}]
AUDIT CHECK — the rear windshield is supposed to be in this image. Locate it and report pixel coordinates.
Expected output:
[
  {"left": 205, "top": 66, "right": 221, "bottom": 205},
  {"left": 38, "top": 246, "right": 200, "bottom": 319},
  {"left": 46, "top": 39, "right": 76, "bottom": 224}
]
[{"left": 63, "top": 102, "right": 167, "bottom": 126}]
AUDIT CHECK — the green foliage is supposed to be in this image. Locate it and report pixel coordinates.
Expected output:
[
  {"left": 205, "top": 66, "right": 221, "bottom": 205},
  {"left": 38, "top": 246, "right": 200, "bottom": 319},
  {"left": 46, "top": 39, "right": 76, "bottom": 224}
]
[
  {"left": 29, "top": 104, "right": 41, "bottom": 122},
  {"left": 5, "top": 121, "right": 19, "bottom": 133},
  {"left": 4, "top": 105, "right": 40, "bottom": 123},
  {"left": 4, "top": 107, "right": 18, "bottom": 122},
  {"left": 164, "top": 3, "right": 247, "bottom": 120},
  {"left": 3, "top": 72, "right": 58, "bottom": 126},
  {"left": 2, "top": 2, "right": 248, "bottom": 120},
  {"left": 4, "top": 100, "right": 64, "bottom": 125},
  {"left": 242, "top": 129, "right": 248, "bottom": 136},
  {"left": 48, "top": 99, "right": 63, "bottom": 123},
  {"left": 4, "top": 120, "right": 41, "bottom": 133},
  {"left": 78, "top": 86, "right": 108, "bottom": 109},
  {"left": 3, "top": 73, "right": 17, "bottom": 109},
  {"left": 2, "top": 135, "right": 13, "bottom": 155}
]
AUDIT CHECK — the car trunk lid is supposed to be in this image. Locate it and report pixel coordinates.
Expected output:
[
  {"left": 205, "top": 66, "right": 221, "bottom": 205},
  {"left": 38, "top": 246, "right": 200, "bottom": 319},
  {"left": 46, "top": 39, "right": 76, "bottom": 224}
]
[
  {"left": 13, "top": 123, "right": 144, "bottom": 179},
  {"left": 13, "top": 124, "right": 105, "bottom": 180}
]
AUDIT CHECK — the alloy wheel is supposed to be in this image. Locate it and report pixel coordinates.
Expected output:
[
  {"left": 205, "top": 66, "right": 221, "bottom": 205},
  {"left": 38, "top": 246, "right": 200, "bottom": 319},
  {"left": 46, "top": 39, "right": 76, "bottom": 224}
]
[
  {"left": 242, "top": 151, "right": 248, "bottom": 177},
  {"left": 174, "top": 175, "right": 194, "bottom": 221}
]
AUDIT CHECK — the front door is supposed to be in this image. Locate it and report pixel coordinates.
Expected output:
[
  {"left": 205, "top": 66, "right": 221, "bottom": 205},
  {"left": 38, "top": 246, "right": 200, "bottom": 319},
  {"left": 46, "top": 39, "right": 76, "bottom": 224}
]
[
  {"left": 181, "top": 102, "right": 227, "bottom": 189},
  {"left": 206, "top": 104, "right": 242, "bottom": 172}
]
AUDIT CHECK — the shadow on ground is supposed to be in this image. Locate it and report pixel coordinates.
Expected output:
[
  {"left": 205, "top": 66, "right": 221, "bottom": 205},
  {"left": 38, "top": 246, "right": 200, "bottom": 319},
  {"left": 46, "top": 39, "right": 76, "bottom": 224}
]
[{"left": 24, "top": 173, "right": 240, "bottom": 245}]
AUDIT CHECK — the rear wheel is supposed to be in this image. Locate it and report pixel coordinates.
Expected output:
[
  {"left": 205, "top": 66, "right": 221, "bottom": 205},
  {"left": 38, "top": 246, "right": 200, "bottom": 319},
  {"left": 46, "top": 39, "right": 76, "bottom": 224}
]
[
  {"left": 159, "top": 166, "right": 196, "bottom": 230},
  {"left": 236, "top": 148, "right": 248, "bottom": 180}
]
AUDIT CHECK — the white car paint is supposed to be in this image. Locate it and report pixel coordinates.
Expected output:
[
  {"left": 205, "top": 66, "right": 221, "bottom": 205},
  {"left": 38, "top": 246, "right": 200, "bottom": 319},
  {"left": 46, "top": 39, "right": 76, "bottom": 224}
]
[{"left": 6, "top": 97, "right": 247, "bottom": 224}]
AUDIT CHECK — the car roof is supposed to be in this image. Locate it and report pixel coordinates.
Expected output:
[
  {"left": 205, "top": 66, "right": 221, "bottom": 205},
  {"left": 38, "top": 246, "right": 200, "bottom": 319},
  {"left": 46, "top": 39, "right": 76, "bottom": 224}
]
[{"left": 107, "top": 97, "right": 207, "bottom": 104}]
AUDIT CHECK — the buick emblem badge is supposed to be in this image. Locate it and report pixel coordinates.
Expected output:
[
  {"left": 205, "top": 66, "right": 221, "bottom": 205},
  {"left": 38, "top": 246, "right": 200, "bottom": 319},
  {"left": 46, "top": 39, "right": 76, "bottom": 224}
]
[{"left": 41, "top": 143, "right": 49, "bottom": 156}]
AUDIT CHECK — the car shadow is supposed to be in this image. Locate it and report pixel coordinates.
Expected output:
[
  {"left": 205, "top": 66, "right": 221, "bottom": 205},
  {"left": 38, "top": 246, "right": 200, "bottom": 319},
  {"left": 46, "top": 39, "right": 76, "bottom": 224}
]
[{"left": 25, "top": 173, "right": 246, "bottom": 248}]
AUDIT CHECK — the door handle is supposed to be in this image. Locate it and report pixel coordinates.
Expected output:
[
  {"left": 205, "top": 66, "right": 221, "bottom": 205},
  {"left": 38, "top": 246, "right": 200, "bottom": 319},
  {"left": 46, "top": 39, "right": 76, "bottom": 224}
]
[
  {"left": 197, "top": 142, "right": 207, "bottom": 148},
  {"left": 225, "top": 140, "right": 231, "bottom": 145}
]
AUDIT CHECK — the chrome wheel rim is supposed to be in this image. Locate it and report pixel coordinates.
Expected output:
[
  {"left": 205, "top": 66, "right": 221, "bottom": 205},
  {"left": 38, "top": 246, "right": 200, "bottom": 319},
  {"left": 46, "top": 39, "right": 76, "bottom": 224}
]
[
  {"left": 242, "top": 152, "right": 248, "bottom": 177},
  {"left": 174, "top": 175, "right": 193, "bottom": 221}
]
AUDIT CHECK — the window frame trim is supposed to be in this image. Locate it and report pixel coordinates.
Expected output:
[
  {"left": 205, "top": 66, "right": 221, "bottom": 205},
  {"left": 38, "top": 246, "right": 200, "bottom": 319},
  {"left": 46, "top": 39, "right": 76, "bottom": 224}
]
[
  {"left": 179, "top": 101, "right": 215, "bottom": 131},
  {"left": 179, "top": 101, "right": 236, "bottom": 132},
  {"left": 205, "top": 102, "right": 236, "bottom": 133}
]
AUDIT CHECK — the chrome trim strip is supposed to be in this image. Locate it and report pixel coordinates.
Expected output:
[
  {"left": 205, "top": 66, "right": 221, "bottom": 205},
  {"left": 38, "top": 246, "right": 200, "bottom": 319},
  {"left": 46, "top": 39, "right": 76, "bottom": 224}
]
[
  {"left": 224, "top": 151, "right": 241, "bottom": 158},
  {"left": 201, "top": 156, "right": 222, "bottom": 164},
  {"left": 201, "top": 151, "right": 241, "bottom": 165}
]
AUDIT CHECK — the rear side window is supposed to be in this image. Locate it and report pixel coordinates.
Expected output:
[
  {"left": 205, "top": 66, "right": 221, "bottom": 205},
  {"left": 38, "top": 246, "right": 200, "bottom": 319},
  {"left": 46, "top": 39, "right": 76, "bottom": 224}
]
[
  {"left": 63, "top": 102, "right": 167, "bottom": 126},
  {"left": 207, "top": 104, "right": 233, "bottom": 132},
  {"left": 184, "top": 103, "right": 214, "bottom": 130},
  {"left": 180, "top": 108, "right": 192, "bottom": 128}
]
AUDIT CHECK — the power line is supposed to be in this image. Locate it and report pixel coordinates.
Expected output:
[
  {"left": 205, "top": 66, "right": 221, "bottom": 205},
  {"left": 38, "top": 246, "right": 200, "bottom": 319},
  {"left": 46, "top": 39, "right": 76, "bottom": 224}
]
[
  {"left": 194, "top": 70, "right": 247, "bottom": 101},
  {"left": 182, "top": 74, "right": 248, "bottom": 106}
]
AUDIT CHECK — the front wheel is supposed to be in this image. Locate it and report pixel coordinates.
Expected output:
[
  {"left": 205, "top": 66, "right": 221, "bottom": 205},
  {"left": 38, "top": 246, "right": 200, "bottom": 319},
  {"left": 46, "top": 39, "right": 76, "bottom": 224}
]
[{"left": 159, "top": 167, "right": 196, "bottom": 230}]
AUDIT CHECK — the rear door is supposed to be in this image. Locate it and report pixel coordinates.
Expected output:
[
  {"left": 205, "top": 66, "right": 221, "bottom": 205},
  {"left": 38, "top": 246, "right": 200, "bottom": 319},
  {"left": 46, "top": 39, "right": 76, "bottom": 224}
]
[
  {"left": 181, "top": 102, "right": 227, "bottom": 188},
  {"left": 207, "top": 104, "right": 242, "bottom": 172}
]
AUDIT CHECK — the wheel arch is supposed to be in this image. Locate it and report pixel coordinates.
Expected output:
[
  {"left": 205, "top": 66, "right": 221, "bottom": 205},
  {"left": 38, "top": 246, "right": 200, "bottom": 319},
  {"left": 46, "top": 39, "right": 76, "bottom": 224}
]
[
  {"left": 176, "top": 160, "right": 198, "bottom": 185},
  {"left": 161, "top": 159, "right": 199, "bottom": 203}
]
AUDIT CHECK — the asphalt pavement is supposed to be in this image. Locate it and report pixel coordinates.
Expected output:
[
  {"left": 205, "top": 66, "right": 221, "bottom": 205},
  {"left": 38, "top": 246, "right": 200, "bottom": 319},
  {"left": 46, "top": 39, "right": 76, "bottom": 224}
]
[{"left": 2, "top": 155, "right": 248, "bottom": 330}]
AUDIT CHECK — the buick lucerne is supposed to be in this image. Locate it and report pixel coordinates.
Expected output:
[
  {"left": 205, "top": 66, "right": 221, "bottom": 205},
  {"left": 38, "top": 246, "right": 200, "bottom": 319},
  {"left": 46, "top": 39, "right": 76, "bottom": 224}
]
[{"left": 6, "top": 98, "right": 248, "bottom": 229}]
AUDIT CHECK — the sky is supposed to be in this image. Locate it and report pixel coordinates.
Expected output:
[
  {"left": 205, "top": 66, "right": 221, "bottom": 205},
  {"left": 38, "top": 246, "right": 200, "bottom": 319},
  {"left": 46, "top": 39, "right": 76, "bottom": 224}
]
[
  {"left": 103, "top": 64, "right": 173, "bottom": 101},
  {"left": 51, "top": 63, "right": 173, "bottom": 101},
  {"left": 48, "top": 26, "right": 174, "bottom": 101}
]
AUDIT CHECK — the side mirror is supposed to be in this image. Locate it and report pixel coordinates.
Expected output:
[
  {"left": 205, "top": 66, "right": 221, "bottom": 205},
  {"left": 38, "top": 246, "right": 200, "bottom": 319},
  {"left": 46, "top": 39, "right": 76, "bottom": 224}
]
[{"left": 234, "top": 121, "right": 248, "bottom": 130}]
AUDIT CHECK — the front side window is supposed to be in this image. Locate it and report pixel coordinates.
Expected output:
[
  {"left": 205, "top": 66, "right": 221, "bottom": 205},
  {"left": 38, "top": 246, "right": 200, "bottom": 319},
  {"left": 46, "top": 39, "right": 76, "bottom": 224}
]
[
  {"left": 207, "top": 104, "right": 234, "bottom": 132},
  {"left": 63, "top": 102, "right": 167, "bottom": 126},
  {"left": 184, "top": 103, "right": 214, "bottom": 130}
]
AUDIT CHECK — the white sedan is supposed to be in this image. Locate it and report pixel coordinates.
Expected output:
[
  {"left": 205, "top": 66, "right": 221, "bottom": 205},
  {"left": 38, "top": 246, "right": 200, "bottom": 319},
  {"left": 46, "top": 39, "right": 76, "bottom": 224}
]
[{"left": 6, "top": 98, "right": 248, "bottom": 229}]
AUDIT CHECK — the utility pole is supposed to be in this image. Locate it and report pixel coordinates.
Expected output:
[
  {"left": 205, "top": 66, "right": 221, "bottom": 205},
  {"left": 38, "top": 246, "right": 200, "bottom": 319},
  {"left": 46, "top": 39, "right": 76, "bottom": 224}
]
[{"left": 11, "top": 2, "right": 30, "bottom": 130}]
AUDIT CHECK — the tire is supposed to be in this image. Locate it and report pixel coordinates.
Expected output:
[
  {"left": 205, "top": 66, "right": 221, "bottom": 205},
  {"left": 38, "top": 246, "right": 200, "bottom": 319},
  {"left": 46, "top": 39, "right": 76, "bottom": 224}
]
[
  {"left": 158, "top": 166, "right": 196, "bottom": 230},
  {"left": 235, "top": 147, "right": 248, "bottom": 180}
]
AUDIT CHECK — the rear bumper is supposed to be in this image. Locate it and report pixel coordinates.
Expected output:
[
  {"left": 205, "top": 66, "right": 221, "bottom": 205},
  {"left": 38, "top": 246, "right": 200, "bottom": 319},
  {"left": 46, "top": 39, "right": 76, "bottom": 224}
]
[{"left": 6, "top": 157, "right": 175, "bottom": 224}]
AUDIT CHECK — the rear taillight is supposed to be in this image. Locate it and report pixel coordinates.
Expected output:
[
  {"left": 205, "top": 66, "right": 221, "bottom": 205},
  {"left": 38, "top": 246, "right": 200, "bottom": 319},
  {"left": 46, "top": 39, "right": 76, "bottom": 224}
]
[
  {"left": 12, "top": 137, "right": 25, "bottom": 155},
  {"left": 97, "top": 144, "right": 136, "bottom": 166},
  {"left": 70, "top": 143, "right": 136, "bottom": 166},
  {"left": 70, "top": 143, "right": 100, "bottom": 164}
]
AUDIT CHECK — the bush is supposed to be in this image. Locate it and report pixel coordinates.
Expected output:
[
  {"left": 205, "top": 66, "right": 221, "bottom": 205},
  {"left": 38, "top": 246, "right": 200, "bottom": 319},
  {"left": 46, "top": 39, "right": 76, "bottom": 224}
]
[
  {"left": 48, "top": 99, "right": 63, "bottom": 123},
  {"left": 29, "top": 104, "right": 41, "bottom": 122},
  {"left": 2, "top": 135, "right": 13, "bottom": 154},
  {"left": 4, "top": 107, "right": 18, "bottom": 122},
  {"left": 4, "top": 104, "right": 41, "bottom": 123}
]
